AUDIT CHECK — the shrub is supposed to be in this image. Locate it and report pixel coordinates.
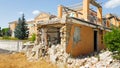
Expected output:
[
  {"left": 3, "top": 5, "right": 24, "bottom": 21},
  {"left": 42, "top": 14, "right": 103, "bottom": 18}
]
[
  {"left": 29, "top": 33, "right": 36, "bottom": 43},
  {"left": 104, "top": 27, "right": 120, "bottom": 60}
]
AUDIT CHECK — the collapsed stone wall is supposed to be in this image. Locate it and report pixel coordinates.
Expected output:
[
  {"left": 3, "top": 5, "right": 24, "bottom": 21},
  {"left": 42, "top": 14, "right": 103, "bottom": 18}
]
[{"left": 48, "top": 25, "right": 70, "bottom": 64}]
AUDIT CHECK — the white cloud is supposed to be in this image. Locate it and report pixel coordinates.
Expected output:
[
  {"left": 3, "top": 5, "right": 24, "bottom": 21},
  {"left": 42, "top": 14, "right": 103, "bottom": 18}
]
[
  {"left": 27, "top": 18, "right": 34, "bottom": 21},
  {"left": 32, "top": 10, "right": 40, "bottom": 15},
  {"left": 104, "top": 0, "right": 120, "bottom": 8},
  {"left": 18, "top": 11, "right": 24, "bottom": 14}
]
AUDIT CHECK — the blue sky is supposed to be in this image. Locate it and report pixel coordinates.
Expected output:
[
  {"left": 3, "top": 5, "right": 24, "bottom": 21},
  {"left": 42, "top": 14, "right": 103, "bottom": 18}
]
[{"left": 0, "top": 0, "right": 120, "bottom": 28}]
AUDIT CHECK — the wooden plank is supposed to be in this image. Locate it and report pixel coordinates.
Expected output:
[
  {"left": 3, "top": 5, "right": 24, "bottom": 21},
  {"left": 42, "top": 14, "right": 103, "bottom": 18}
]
[{"left": 62, "top": 5, "right": 83, "bottom": 15}]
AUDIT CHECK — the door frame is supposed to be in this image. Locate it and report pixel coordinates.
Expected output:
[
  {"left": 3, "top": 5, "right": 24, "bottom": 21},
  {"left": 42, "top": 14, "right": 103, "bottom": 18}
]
[{"left": 93, "top": 30, "right": 98, "bottom": 52}]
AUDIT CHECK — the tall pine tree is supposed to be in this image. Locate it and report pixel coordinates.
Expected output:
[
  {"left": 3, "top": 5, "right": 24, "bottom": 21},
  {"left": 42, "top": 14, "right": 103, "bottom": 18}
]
[{"left": 14, "top": 14, "right": 28, "bottom": 40}]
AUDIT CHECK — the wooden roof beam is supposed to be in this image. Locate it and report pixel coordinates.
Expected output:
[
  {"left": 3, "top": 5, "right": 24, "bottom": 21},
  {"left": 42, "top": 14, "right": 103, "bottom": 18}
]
[{"left": 90, "top": 0, "right": 102, "bottom": 8}]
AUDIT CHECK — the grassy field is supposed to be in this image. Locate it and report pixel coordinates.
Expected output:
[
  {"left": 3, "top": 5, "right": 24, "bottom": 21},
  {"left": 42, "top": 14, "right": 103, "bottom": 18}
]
[{"left": 0, "top": 53, "right": 57, "bottom": 68}]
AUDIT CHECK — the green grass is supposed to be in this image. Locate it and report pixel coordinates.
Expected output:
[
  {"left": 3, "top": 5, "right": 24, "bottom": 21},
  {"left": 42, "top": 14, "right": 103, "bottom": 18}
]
[
  {"left": 113, "top": 53, "right": 120, "bottom": 60},
  {"left": 0, "top": 36, "right": 29, "bottom": 42},
  {"left": 0, "top": 36, "right": 18, "bottom": 40}
]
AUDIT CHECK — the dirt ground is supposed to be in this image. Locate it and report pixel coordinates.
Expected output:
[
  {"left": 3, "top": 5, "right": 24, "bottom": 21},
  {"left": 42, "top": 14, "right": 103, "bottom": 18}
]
[{"left": 0, "top": 53, "right": 57, "bottom": 68}]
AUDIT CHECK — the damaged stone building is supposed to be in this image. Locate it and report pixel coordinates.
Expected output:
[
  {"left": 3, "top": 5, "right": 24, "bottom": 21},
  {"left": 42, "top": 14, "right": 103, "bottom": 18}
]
[
  {"left": 9, "top": 0, "right": 120, "bottom": 57},
  {"left": 33, "top": 0, "right": 120, "bottom": 57}
]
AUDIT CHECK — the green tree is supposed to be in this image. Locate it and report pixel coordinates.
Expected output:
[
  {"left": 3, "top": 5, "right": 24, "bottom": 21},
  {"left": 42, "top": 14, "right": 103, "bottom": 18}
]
[
  {"left": 14, "top": 14, "right": 28, "bottom": 40},
  {"left": 2, "top": 28, "right": 11, "bottom": 36},
  {"left": 104, "top": 27, "right": 120, "bottom": 60}
]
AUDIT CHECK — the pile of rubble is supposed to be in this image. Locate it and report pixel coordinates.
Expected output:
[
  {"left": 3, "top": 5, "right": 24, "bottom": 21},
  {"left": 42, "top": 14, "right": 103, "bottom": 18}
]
[
  {"left": 66, "top": 51, "right": 120, "bottom": 68},
  {"left": 47, "top": 44, "right": 120, "bottom": 68},
  {"left": 48, "top": 44, "right": 70, "bottom": 64},
  {"left": 24, "top": 41, "right": 120, "bottom": 68}
]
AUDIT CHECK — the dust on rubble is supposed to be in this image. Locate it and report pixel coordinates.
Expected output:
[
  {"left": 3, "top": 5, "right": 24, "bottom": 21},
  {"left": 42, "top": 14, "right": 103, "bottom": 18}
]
[{"left": 0, "top": 53, "right": 57, "bottom": 68}]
